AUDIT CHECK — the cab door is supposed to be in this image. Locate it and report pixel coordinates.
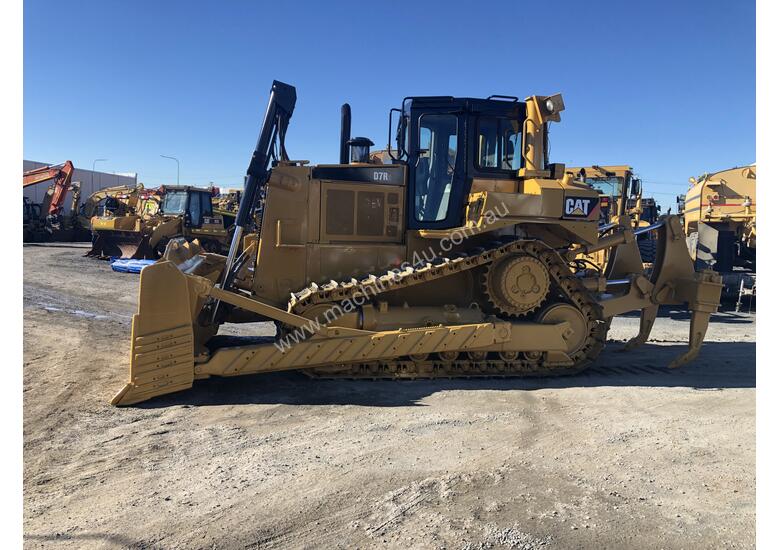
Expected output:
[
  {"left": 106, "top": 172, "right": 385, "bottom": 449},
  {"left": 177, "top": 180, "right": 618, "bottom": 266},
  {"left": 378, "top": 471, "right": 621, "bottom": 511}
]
[
  {"left": 186, "top": 191, "right": 209, "bottom": 228},
  {"left": 406, "top": 110, "right": 466, "bottom": 230}
]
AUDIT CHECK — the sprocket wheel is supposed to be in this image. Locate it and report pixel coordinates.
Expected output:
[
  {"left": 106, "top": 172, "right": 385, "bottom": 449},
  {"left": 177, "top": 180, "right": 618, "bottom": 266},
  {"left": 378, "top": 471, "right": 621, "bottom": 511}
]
[{"left": 483, "top": 254, "right": 550, "bottom": 317}]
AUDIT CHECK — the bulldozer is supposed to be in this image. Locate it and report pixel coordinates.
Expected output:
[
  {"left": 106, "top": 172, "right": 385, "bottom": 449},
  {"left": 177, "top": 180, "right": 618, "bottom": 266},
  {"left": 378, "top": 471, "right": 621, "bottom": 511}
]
[
  {"left": 567, "top": 165, "right": 660, "bottom": 264},
  {"left": 111, "top": 81, "right": 722, "bottom": 406},
  {"left": 682, "top": 164, "right": 756, "bottom": 302},
  {"left": 89, "top": 185, "right": 236, "bottom": 259}
]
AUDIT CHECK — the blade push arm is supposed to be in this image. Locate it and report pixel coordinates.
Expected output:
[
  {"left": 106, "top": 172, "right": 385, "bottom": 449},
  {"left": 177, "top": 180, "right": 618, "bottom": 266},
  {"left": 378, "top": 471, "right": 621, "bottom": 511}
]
[{"left": 221, "top": 81, "right": 297, "bottom": 289}]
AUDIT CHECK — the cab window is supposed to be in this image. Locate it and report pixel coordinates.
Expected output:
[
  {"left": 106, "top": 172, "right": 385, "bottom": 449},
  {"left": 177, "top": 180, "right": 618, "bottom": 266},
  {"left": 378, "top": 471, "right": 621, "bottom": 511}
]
[
  {"left": 415, "top": 114, "right": 457, "bottom": 222},
  {"left": 187, "top": 191, "right": 214, "bottom": 227},
  {"left": 585, "top": 177, "right": 622, "bottom": 199},
  {"left": 477, "top": 117, "right": 523, "bottom": 170},
  {"left": 187, "top": 192, "right": 203, "bottom": 227},
  {"left": 200, "top": 192, "right": 213, "bottom": 217},
  {"left": 162, "top": 191, "right": 187, "bottom": 214}
]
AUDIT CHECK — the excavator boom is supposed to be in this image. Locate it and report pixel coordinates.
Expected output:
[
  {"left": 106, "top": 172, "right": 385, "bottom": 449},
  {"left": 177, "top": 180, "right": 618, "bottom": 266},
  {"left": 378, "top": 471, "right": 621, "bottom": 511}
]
[{"left": 23, "top": 160, "right": 75, "bottom": 217}]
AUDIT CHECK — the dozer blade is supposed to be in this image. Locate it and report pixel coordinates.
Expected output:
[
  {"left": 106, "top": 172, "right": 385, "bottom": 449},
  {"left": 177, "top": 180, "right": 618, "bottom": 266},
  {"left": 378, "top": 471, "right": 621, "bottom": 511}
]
[
  {"left": 111, "top": 261, "right": 198, "bottom": 406},
  {"left": 599, "top": 215, "right": 723, "bottom": 368}
]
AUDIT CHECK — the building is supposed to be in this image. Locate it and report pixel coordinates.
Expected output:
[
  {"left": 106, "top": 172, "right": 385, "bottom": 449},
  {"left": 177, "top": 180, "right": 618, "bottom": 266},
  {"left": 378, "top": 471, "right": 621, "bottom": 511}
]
[{"left": 23, "top": 160, "right": 138, "bottom": 214}]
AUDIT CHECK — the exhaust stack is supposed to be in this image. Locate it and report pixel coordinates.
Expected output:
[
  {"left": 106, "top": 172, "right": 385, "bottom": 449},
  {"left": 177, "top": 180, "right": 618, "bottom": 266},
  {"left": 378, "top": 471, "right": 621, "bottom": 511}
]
[{"left": 340, "top": 103, "right": 351, "bottom": 164}]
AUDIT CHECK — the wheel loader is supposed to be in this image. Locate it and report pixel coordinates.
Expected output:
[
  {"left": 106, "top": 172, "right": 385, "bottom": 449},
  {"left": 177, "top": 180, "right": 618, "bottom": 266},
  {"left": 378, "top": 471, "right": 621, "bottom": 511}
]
[
  {"left": 90, "top": 185, "right": 237, "bottom": 259},
  {"left": 682, "top": 164, "right": 756, "bottom": 301},
  {"left": 111, "top": 81, "right": 722, "bottom": 406}
]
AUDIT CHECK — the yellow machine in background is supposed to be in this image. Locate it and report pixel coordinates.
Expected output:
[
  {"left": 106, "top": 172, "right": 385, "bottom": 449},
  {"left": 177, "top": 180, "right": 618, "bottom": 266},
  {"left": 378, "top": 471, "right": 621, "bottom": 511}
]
[
  {"left": 111, "top": 81, "right": 722, "bottom": 406},
  {"left": 80, "top": 183, "right": 154, "bottom": 228},
  {"left": 89, "top": 185, "right": 236, "bottom": 259},
  {"left": 682, "top": 164, "right": 756, "bottom": 304},
  {"left": 214, "top": 189, "right": 242, "bottom": 212},
  {"left": 567, "top": 165, "right": 660, "bottom": 265}
]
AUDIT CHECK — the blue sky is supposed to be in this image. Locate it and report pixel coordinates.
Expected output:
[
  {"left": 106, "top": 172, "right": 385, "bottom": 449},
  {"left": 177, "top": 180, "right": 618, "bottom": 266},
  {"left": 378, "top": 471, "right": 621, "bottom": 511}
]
[{"left": 24, "top": 0, "right": 755, "bottom": 209}]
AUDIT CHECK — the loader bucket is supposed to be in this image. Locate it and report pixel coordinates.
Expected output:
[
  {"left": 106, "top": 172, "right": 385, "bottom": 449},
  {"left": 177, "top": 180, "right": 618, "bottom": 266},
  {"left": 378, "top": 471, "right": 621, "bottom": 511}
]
[
  {"left": 111, "top": 261, "right": 199, "bottom": 405},
  {"left": 87, "top": 231, "right": 155, "bottom": 260}
]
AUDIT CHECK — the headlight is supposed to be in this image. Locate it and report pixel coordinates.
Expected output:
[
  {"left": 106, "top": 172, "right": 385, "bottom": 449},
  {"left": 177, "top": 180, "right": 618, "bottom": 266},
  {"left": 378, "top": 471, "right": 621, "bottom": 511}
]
[{"left": 545, "top": 99, "right": 556, "bottom": 113}]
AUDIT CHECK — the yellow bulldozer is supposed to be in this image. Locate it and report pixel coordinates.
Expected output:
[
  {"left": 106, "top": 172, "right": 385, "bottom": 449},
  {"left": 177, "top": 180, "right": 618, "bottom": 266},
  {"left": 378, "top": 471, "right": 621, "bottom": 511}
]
[
  {"left": 567, "top": 165, "right": 661, "bottom": 265},
  {"left": 681, "top": 164, "right": 756, "bottom": 303},
  {"left": 89, "top": 185, "right": 237, "bottom": 259},
  {"left": 111, "top": 81, "right": 722, "bottom": 406}
]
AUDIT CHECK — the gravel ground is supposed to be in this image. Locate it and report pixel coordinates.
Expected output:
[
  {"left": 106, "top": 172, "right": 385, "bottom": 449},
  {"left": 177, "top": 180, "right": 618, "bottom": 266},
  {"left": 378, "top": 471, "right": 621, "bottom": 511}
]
[{"left": 23, "top": 244, "right": 755, "bottom": 549}]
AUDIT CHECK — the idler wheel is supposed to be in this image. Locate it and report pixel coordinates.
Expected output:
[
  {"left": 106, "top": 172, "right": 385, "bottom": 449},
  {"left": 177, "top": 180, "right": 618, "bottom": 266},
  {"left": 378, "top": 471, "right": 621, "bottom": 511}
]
[{"left": 537, "top": 303, "right": 588, "bottom": 355}]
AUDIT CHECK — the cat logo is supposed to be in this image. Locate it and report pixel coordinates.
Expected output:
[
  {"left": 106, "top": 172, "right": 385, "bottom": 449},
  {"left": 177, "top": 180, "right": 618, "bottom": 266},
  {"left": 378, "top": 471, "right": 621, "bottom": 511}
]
[
  {"left": 373, "top": 171, "right": 389, "bottom": 182},
  {"left": 563, "top": 196, "right": 597, "bottom": 218}
]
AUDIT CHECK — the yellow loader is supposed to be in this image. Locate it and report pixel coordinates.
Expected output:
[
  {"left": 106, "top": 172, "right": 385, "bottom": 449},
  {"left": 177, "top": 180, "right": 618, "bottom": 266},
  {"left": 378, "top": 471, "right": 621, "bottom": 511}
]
[
  {"left": 112, "top": 81, "right": 722, "bottom": 406},
  {"left": 90, "top": 186, "right": 236, "bottom": 259}
]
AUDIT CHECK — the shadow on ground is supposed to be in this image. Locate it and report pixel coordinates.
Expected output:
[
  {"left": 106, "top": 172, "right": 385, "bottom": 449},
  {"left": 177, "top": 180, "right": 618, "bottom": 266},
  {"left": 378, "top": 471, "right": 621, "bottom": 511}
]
[
  {"left": 618, "top": 306, "right": 755, "bottom": 325},
  {"left": 136, "top": 340, "right": 755, "bottom": 409}
]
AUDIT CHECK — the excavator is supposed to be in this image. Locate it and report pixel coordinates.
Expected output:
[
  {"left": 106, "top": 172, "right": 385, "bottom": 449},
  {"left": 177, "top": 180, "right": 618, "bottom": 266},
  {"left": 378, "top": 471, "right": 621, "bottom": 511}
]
[
  {"left": 22, "top": 160, "right": 90, "bottom": 242},
  {"left": 112, "top": 81, "right": 722, "bottom": 406},
  {"left": 85, "top": 184, "right": 162, "bottom": 258},
  {"left": 80, "top": 183, "right": 155, "bottom": 225}
]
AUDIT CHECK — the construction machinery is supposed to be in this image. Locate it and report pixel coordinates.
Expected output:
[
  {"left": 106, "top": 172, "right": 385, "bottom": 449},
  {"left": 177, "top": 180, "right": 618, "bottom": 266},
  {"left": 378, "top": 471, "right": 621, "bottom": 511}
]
[
  {"left": 567, "top": 165, "right": 659, "bottom": 264},
  {"left": 80, "top": 183, "right": 154, "bottom": 225},
  {"left": 628, "top": 197, "right": 661, "bottom": 262},
  {"left": 86, "top": 184, "right": 161, "bottom": 258},
  {"left": 22, "top": 160, "right": 90, "bottom": 242},
  {"left": 90, "top": 185, "right": 236, "bottom": 259},
  {"left": 214, "top": 189, "right": 242, "bottom": 212},
  {"left": 682, "top": 164, "right": 756, "bottom": 302},
  {"left": 111, "top": 81, "right": 722, "bottom": 406}
]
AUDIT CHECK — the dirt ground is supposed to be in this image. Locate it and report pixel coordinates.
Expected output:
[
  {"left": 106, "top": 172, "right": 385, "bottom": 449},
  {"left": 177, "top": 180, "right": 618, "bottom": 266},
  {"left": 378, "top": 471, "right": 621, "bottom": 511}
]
[{"left": 23, "top": 244, "right": 756, "bottom": 549}]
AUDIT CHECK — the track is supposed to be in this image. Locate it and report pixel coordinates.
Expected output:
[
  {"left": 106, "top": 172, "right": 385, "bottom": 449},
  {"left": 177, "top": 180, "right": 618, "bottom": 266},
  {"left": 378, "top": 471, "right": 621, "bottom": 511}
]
[{"left": 285, "top": 239, "right": 608, "bottom": 379}]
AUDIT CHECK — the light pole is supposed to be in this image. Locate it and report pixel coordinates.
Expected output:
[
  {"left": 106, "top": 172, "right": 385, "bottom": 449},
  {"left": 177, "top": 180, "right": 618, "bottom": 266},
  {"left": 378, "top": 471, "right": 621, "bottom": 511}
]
[
  {"left": 160, "top": 155, "right": 180, "bottom": 185},
  {"left": 92, "top": 158, "right": 108, "bottom": 190}
]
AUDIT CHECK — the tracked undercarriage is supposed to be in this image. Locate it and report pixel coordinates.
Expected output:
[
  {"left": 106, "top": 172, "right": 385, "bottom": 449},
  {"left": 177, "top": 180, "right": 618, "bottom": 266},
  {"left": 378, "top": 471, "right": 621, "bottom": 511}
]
[
  {"left": 111, "top": 81, "right": 722, "bottom": 406},
  {"left": 287, "top": 239, "right": 607, "bottom": 379}
]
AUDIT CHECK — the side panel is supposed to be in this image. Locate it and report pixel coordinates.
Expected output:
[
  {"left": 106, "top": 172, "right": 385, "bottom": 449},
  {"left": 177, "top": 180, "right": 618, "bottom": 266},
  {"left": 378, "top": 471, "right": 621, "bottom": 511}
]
[
  {"left": 307, "top": 243, "right": 406, "bottom": 284},
  {"left": 253, "top": 167, "right": 311, "bottom": 305},
  {"left": 319, "top": 181, "right": 405, "bottom": 244}
]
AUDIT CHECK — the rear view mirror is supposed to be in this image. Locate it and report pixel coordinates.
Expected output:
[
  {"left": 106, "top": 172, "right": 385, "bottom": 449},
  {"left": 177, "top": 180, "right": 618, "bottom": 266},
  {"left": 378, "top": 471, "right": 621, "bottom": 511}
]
[{"left": 388, "top": 108, "right": 407, "bottom": 161}]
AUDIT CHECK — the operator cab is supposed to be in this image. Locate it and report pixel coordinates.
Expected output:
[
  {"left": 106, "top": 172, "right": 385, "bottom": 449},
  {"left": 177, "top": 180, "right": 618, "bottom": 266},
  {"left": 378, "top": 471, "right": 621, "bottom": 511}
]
[
  {"left": 160, "top": 186, "right": 215, "bottom": 228},
  {"left": 388, "top": 96, "right": 530, "bottom": 230}
]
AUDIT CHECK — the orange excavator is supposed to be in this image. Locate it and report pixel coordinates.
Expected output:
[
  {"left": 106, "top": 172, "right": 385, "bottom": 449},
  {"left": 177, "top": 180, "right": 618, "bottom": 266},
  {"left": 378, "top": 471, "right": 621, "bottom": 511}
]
[{"left": 23, "top": 160, "right": 89, "bottom": 242}]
